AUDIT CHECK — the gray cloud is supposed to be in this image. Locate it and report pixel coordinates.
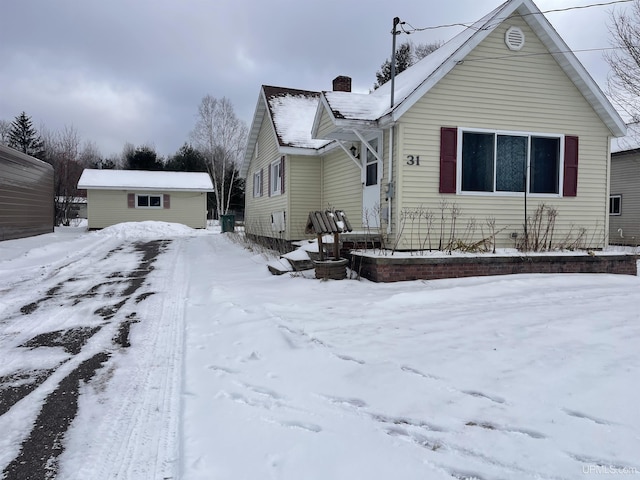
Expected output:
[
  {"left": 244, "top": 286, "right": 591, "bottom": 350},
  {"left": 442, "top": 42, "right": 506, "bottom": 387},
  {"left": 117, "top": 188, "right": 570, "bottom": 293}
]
[{"left": 0, "top": 0, "right": 627, "bottom": 158}]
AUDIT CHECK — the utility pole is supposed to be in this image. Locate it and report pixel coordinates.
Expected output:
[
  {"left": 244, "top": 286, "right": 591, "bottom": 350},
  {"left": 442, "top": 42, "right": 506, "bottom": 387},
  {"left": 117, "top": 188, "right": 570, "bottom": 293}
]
[{"left": 390, "top": 17, "right": 401, "bottom": 108}]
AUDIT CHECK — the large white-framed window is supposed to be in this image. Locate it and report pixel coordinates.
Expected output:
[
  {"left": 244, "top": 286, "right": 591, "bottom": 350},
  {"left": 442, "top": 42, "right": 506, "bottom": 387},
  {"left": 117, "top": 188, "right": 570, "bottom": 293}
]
[
  {"left": 609, "top": 194, "right": 622, "bottom": 215},
  {"left": 136, "top": 194, "right": 162, "bottom": 208},
  {"left": 270, "top": 159, "right": 282, "bottom": 196},
  {"left": 253, "top": 170, "right": 263, "bottom": 197},
  {"left": 458, "top": 128, "right": 563, "bottom": 196}
]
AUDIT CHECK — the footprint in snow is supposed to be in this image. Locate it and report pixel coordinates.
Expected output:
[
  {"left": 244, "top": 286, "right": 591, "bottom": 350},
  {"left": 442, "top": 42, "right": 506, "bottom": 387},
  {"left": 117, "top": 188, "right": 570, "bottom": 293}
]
[
  {"left": 335, "top": 354, "right": 365, "bottom": 364},
  {"left": 400, "top": 365, "right": 441, "bottom": 380},
  {"left": 462, "top": 390, "right": 506, "bottom": 404},
  {"left": 563, "top": 408, "right": 612, "bottom": 425},
  {"left": 324, "top": 395, "right": 368, "bottom": 408},
  {"left": 206, "top": 365, "right": 239, "bottom": 375},
  {"left": 280, "top": 420, "right": 322, "bottom": 433}
]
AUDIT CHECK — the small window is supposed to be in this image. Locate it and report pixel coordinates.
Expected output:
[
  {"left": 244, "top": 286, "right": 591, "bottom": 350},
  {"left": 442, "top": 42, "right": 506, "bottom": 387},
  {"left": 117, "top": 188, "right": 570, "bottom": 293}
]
[
  {"left": 136, "top": 194, "right": 162, "bottom": 208},
  {"left": 253, "top": 170, "right": 263, "bottom": 197},
  {"left": 270, "top": 159, "right": 282, "bottom": 195},
  {"left": 365, "top": 137, "right": 379, "bottom": 186},
  {"left": 610, "top": 195, "right": 621, "bottom": 215}
]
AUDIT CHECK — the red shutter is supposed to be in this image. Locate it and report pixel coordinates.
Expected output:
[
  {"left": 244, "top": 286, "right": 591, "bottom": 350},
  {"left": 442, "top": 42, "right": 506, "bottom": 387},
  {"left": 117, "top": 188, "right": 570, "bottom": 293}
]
[
  {"left": 440, "top": 127, "right": 458, "bottom": 193},
  {"left": 281, "top": 156, "right": 285, "bottom": 194},
  {"left": 127, "top": 193, "right": 135, "bottom": 208},
  {"left": 163, "top": 194, "right": 170, "bottom": 209},
  {"left": 563, "top": 136, "right": 579, "bottom": 197}
]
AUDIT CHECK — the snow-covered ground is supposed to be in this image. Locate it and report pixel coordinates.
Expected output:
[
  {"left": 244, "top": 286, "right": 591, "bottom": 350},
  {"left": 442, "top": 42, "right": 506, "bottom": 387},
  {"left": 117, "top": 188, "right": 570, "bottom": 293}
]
[{"left": 1, "top": 222, "right": 639, "bottom": 479}]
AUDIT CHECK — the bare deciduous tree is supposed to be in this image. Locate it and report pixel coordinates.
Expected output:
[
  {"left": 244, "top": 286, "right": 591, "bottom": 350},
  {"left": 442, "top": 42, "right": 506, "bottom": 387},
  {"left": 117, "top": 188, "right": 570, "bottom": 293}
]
[
  {"left": 605, "top": 1, "right": 640, "bottom": 124},
  {"left": 191, "top": 95, "right": 248, "bottom": 219},
  {"left": 43, "top": 125, "right": 85, "bottom": 225},
  {"left": 0, "top": 120, "right": 11, "bottom": 146}
]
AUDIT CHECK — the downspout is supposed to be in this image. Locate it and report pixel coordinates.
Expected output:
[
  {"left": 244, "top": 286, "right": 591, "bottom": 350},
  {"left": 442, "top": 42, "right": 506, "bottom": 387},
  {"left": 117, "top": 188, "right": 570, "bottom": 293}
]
[
  {"left": 387, "top": 16, "right": 401, "bottom": 236},
  {"left": 387, "top": 125, "right": 394, "bottom": 235}
]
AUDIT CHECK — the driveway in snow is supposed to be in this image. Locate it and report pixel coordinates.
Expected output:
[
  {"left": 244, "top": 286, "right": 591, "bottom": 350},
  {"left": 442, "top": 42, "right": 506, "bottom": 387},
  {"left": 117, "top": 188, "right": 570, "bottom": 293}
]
[{"left": 1, "top": 223, "right": 639, "bottom": 480}]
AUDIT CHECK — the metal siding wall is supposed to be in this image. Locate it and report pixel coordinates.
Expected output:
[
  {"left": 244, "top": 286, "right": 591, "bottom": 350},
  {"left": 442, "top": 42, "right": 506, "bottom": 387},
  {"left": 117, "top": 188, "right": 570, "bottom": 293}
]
[
  {"left": 609, "top": 153, "right": 640, "bottom": 245},
  {"left": 0, "top": 145, "right": 54, "bottom": 241}
]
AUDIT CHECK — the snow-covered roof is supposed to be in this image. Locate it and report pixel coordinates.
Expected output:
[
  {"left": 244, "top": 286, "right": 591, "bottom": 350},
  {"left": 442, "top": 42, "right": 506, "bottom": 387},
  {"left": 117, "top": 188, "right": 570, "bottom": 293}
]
[
  {"left": 317, "top": 0, "right": 626, "bottom": 138},
  {"left": 265, "top": 86, "right": 331, "bottom": 150},
  {"left": 241, "top": 86, "right": 331, "bottom": 178},
  {"left": 78, "top": 169, "right": 214, "bottom": 191}
]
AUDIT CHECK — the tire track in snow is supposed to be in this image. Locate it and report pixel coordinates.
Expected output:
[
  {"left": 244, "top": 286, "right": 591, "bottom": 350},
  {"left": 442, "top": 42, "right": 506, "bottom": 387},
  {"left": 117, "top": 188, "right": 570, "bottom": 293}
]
[
  {"left": 1, "top": 239, "right": 177, "bottom": 480},
  {"left": 71, "top": 239, "right": 185, "bottom": 480}
]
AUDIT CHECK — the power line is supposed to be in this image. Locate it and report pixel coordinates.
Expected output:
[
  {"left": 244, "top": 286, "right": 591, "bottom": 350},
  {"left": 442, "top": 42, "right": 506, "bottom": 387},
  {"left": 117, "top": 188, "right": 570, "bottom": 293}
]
[
  {"left": 398, "top": 0, "right": 634, "bottom": 34},
  {"left": 458, "top": 46, "right": 622, "bottom": 64}
]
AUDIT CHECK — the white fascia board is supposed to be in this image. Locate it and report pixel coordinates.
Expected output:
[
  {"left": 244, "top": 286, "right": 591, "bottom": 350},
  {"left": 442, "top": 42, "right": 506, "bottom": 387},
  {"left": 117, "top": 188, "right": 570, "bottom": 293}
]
[
  {"left": 240, "top": 90, "right": 267, "bottom": 178},
  {"left": 82, "top": 186, "right": 214, "bottom": 192},
  {"left": 278, "top": 146, "right": 322, "bottom": 157}
]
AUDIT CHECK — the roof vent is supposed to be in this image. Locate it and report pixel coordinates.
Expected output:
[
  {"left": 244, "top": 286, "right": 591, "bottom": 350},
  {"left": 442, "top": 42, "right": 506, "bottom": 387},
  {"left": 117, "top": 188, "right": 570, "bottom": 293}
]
[{"left": 505, "top": 26, "right": 525, "bottom": 51}]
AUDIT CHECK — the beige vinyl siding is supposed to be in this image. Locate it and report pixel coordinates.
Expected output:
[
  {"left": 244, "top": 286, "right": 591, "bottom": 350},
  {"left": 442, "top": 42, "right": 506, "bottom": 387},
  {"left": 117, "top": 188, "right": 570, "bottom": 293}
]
[
  {"left": 394, "top": 14, "right": 612, "bottom": 250},
  {"left": 244, "top": 113, "right": 288, "bottom": 239},
  {"left": 609, "top": 153, "right": 640, "bottom": 245},
  {"left": 315, "top": 109, "right": 337, "bottom": 141},
  {"left": 289, "top": 155, "right": 321, "bottom": 239},
  {"left": 322, "top": 146, "right": 363, "bottom": 229},
  {"left": 86, "top": 190, "right": 207, "bottom": 229}
]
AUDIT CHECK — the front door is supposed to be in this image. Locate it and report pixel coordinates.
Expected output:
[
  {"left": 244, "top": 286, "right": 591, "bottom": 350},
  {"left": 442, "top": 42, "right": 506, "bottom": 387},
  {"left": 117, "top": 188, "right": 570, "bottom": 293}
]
[{"left": 362, "top": 137, "right": 381, "bottom": 228}]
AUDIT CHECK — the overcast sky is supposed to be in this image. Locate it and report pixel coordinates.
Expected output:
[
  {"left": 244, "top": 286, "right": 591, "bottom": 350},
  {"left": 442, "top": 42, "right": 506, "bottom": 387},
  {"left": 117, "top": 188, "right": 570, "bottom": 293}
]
[{"left": 0, "top": 0, "right": 632, "bottom": 159}]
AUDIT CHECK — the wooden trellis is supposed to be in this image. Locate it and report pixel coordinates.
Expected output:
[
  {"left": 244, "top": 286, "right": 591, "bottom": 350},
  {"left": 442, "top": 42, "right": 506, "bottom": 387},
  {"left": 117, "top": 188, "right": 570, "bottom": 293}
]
[{"left": 305, "top": 210, "right": 352, "bottom": 260}]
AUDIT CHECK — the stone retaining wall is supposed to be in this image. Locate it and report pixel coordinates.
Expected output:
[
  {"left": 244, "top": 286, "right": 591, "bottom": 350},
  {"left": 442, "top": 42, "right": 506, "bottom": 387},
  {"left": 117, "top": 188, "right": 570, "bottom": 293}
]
[{"left": 349, "top": 253, "right": 637, "bottom": 283}]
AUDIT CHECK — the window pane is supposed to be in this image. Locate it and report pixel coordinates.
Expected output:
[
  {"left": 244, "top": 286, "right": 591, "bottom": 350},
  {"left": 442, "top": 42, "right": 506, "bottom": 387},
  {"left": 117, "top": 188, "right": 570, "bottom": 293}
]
[
  {"left": 496, "top": 135, "right": 526, "bottom": 192},
  {"left": 366, "top": 162, "right": 377, "bottom": 186},
  {"left": 150, "top": 196, "right": 161, "bottom": 207},
  {"left": 610, "top": 196, "right": 621, "bottom": 215},
  {"left": 530, "top": 137, "right": 560, "bottom": 194},
  {"left": 271, "top": 163, "right": 281, "bottom": 192},
  {"left": 137, "top": 196, "right": 149, "bottom": 207},
  {"left": 462, "top": 132, "right": 494, "bottom": 192}
]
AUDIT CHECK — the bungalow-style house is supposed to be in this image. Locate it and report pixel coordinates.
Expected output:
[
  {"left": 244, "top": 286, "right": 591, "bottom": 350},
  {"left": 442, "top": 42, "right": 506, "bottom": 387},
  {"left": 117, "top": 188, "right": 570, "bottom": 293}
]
[
  {"left": 0, "top": 144, "right": 54, "bottom": 241},
  {"left": 242, "top": 0, "right": 626, "bottom": 251},
  {"left": 77, "top": 169, "right": 213, "bottom": 229},
  {"left": 609, "top": 125, "right": 640, "bottom": 246}
]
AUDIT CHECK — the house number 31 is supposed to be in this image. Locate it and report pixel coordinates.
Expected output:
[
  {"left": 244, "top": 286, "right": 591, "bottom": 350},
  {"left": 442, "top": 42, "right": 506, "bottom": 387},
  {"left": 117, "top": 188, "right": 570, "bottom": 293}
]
[{"left": 406, "top": 155, "right": 420, "bottom": 166}]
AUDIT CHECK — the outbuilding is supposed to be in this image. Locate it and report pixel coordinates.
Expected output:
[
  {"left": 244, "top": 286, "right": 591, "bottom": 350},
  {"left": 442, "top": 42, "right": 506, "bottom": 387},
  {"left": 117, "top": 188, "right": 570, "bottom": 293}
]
[
  {"left": 0, "top": 144, "right": 54, "bottom": 241},
  {"left": 78, "top": 169, "right": 214, "bottom": 229}
]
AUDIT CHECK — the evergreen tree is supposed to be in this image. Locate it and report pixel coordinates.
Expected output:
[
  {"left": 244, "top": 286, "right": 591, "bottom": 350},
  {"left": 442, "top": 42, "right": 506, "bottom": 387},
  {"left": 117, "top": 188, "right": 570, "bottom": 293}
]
[
  {"left": 8, "top": 112, "right": 45, "bottom": 158},
  {"left": 125, "top": 145, "right": 164, "bottom": 170},
  {"left": 165, "top": 143, "right": 207, "bottom": 172},
  {"left": 373, "top": 41, "right": 443, "bottom": 90}
]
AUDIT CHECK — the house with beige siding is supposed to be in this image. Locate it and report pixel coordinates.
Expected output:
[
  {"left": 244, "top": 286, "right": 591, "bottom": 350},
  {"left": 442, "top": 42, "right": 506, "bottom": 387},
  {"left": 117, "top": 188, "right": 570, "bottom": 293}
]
[
  {"left": 609, "top": 126, "right": 640, "bottom": 245},
  {"left": 242, "top": 0, "right": 626, "bottom": 251},
  {"left": 78, "top": 169, "right": 213, "bottom": 229}
]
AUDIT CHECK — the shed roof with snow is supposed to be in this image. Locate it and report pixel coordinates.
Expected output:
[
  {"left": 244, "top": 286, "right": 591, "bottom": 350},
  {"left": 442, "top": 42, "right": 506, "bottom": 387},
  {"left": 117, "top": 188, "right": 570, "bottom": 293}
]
[{"left": 78, "top": 169, "right": 214, "bottom": 192}]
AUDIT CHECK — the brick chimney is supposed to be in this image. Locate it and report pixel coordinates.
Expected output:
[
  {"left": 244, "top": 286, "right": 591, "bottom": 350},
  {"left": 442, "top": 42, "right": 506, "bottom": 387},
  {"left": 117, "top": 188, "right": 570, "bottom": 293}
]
[{"left": 332, "top": 76, "right": 352, "bottom": 92}]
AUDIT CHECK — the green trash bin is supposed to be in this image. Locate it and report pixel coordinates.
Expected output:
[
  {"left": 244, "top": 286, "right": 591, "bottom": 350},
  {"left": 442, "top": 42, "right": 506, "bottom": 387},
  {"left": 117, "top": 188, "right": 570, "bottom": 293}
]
[{"left": 220, "top": 214, "right": 235, "bottom": 233}]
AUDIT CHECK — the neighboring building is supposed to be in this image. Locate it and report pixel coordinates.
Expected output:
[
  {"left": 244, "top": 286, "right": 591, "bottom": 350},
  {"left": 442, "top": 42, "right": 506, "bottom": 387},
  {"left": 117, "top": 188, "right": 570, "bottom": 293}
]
[
  {"left": 0, "top": 144, "right": 54, "bottom": 241},
  {"left": 77, "top": 169, "right": 214, "bottom": 229},
  {"left": 55, "top": 196, "right": 88, "bottom": 221},
  {"left": 242, "top": 0, "right": 626, "bottom": 251},
  {"left": 609, "top": 126, "right": 640, "bottom": 246}
]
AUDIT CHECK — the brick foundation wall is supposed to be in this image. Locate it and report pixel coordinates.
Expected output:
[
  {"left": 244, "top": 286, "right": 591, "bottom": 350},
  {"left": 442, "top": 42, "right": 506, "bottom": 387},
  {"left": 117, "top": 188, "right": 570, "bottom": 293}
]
[{"left": 349, "top": 253, "right": 637, "bottom": 283}]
